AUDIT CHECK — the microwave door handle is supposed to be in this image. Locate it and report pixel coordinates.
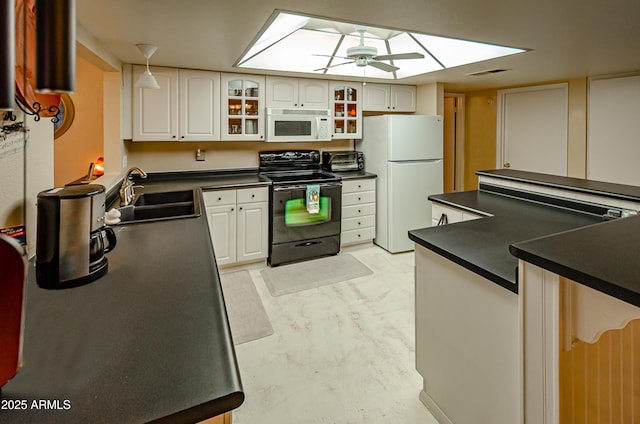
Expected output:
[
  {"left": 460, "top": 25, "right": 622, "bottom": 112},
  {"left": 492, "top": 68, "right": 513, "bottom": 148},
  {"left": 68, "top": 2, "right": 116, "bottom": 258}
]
[{"left": 315, "top": 117, "right": 321, "bottom": 140}]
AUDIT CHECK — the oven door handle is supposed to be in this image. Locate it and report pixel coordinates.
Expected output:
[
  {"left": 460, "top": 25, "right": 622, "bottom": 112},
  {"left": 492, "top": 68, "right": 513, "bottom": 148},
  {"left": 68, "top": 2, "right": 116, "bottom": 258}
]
[{"left": 273, "top": 182, "right": 342, "bottom": 192}]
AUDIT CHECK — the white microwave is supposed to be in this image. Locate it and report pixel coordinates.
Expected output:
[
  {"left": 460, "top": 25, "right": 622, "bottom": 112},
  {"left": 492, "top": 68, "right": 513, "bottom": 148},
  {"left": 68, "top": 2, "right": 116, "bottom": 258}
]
[{"left": 266, "top": 108, "right": 332, "bottom": 142}]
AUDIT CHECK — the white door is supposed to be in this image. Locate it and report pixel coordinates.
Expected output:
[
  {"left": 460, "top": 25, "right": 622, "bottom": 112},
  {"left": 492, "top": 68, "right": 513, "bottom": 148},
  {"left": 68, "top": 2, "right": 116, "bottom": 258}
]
[
  {"left": 298, "top": 79, "right": 329, "bottom": 109},
  {"left": 206, "top": 205, "right": 236, "bottom": 266},
  {"left": 362, "top": 83, "right": 390, "bottom": 111},
  {"left": 388, "top": 115, "right": 443, "bottom": 161},
  {"left": 497, "top": 84, "right": 568, "bottom": 175},
  {"left": 179, "top": 69, "right": 220, "bottom": 141},
  {"left": 132, "top": 66, "right": 178, "bottom": 141},
  {"left": 265, "top": 77, "right": 298, "bottom": 108},
  {"left": 588, "top": 75, "right": 640, "bottom": 185},
  {"left": 236, "top": 202, "right": 268, "bottom": 263},
  {"left": 386, "top": 160, "right": 443, "bottom": 253},
  {"left": 391, "top": 85, "right": 417, "bottom": 112}
]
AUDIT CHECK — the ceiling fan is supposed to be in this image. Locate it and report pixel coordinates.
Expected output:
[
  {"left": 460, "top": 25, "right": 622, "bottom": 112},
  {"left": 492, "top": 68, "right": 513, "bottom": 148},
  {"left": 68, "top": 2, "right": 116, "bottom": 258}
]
[{"left": 314, "top": 25, "right": 425, "bottom": 73}]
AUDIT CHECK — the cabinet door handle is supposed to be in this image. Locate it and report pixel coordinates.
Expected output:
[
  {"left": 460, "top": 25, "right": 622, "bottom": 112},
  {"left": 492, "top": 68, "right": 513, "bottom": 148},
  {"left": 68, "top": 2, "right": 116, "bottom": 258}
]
[
  {"left": 231, "top": 208, "right": 234, "bottom": 211},
  {"left": 251, "top": 194, "right": 255, "bottom": 198},
  {"left": 503, "top": 162, "right": 511, "bottom": 168},
  {"left": 239, "top": 207, "right": 243, "bottom": 211},
  {"left": 218, "top": 197, "right": 222, "bottom": 201}
]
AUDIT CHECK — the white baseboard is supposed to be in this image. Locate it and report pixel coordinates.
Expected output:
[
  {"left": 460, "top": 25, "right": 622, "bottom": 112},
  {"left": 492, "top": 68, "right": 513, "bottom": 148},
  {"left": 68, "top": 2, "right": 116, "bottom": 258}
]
[{"left": 419, "top": 389, "right": 453, "bottom": 424}]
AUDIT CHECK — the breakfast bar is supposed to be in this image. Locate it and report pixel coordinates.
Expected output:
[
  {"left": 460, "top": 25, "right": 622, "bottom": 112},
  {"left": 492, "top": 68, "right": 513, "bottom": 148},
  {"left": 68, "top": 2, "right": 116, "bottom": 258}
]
[{"left": 409, "top": 169, "right": 640, "bottom": 424}]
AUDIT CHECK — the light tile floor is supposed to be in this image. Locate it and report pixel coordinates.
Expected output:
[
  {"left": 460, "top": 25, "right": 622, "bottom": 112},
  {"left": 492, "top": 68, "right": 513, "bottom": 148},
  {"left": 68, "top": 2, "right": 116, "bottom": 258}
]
[{"left": 232, "top": 244, "right": 438, "bottom": 424}]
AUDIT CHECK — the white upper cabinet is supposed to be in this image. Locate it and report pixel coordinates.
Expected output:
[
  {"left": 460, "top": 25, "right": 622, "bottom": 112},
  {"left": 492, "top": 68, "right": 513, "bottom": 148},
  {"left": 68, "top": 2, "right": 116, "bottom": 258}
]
[
  {"left": 330, "top": 81, "right": 363, "bottom": 139},
  {"left": 133, "top": 66, "right": 220, "bottom": 141},
  {"left": 362, "top": 83, "right": 417, "bottom": 112},
  {"left": 221, "top": 73, "right": 265, "bottom": 141},
  {"left": 178, "top": 69, "right": 221, "bottom": 141},
  {"left": 133, "top": 66, "right": 179, "bottom": 141},
  {"left": 266, "top": 77, "right": 329, "bottom": 109}
]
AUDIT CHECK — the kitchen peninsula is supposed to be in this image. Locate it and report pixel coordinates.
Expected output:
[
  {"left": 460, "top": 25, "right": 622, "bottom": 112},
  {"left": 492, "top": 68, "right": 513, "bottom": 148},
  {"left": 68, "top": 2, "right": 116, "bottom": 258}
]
[{"left": 409, "top": 169, "right": 640, "bottom": 424}]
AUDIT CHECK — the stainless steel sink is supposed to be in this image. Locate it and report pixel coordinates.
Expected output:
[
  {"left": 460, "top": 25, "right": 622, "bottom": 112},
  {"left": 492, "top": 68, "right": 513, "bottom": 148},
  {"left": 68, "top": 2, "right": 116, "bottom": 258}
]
[{"left": 111, "top": 190, "right": 200, "bottom": 224}]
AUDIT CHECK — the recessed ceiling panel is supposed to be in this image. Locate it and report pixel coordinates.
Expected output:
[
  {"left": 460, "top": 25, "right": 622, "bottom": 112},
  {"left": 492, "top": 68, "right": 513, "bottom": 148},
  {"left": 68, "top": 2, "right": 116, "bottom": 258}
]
[{"left": 236, "top": 11, "right": 528, "bottom": 80}]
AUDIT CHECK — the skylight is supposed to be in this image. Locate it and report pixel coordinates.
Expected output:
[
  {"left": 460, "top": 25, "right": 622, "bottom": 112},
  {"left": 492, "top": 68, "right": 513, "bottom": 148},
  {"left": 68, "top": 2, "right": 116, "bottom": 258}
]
[{"left": 236, "top": 11, "right": 527, "bottom": 80}]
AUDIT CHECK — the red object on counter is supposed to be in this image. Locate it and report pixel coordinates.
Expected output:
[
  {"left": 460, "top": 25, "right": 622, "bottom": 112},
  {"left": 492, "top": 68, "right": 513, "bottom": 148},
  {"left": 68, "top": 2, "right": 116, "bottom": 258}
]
[{"left": 0, "top": 234, "right": 27, "bottom": 388}]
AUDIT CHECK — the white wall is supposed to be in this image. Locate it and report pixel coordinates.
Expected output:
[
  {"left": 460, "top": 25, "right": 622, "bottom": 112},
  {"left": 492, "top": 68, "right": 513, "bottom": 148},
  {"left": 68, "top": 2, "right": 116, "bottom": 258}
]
[{"left": 0, "top": 105, "right": 55, "bottom": 257}]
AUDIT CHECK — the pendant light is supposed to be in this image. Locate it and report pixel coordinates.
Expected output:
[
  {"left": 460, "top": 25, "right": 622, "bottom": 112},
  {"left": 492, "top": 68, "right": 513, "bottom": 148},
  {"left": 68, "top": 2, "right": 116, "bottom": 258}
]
[
  {"left": 1, "top": 0, "right": 15, "bottom": 110},
  {"left": 35, "top": 0, "right": 76, "bottom": 93},
  {"left": 135, "top": 44, "right": 160, "bottom": 89}
]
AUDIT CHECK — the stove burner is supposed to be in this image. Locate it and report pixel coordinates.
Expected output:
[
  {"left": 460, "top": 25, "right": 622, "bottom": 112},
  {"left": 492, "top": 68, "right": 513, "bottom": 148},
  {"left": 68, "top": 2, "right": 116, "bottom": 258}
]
[
  {"left": 263, "top": 170, "right": 340, "bottom": 184},
  {"left": 259, "top": 150, "right": 340, "bottom": 184}
]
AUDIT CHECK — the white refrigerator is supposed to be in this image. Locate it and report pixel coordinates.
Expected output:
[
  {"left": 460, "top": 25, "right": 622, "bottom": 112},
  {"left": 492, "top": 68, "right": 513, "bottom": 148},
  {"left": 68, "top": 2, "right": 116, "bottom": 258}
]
[{"left": 357, "top": 115, "right": 443, "bottom": 253}]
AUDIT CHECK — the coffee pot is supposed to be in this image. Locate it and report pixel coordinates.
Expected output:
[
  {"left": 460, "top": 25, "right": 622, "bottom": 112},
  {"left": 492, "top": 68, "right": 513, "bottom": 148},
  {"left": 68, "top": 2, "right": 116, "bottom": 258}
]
[{"left": 36, "top": 184, "right": 116, "bottom": 289}]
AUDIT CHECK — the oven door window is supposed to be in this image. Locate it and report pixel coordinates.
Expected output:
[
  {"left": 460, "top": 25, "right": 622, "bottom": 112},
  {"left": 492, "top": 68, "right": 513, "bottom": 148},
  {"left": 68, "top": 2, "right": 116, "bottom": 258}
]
[
  {"left": 284, "top": 197, "right": 331, "bottom": 225},
  {"left": 271, "top": 184, "right": 342, "bottom": 244}
]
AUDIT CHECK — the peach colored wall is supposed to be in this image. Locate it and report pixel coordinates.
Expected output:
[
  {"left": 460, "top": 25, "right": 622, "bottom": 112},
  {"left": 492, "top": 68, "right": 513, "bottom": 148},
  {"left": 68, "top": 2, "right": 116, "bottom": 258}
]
[
  {"left": 464, "top": 90, "right": 498, "bottom": 189},
  {"left": 54, "top": 56, "right": 104, "bottom": 186}
]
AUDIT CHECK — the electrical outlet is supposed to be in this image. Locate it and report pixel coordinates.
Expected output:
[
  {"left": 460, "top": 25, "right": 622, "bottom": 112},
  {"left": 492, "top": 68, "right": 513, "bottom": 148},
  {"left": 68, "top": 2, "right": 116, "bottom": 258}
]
[{"left": 196, "top": 149, "right": 205, "bottom": 161}]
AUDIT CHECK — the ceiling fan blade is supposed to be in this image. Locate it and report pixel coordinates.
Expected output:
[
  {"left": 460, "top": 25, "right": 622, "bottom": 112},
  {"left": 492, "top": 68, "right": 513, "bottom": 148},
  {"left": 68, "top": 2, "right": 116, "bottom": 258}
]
[
  {"left": 368, "top": 61, "right": 399, "bottom": 72},
  {"left": 314, "top": 61, "right": 355, "bottom": 72},
  {"left": 373, "top": 52, "right": 425, "bottom": 61},
  {"left": 312, "top": 54, "right": 351, "bottom": 60}
]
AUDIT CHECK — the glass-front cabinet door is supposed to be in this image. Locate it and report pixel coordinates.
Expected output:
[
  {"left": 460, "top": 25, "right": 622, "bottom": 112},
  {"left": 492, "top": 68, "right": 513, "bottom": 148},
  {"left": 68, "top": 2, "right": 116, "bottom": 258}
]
[
  {"left": 330, "top": 81, "right": 362, "bottom": 139},
  {"left": 221, "top": 73, "right": 265, "bottom": 141}
]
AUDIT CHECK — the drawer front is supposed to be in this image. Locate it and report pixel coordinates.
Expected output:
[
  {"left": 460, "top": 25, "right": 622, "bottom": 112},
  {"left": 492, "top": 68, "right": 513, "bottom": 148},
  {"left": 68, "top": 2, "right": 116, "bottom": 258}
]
[
  {"left": 342, "top": 203, "right": 376, "bottom": 219},
  {"left": 342, "top": 191, "right": 376, "bottom": 206},
  {"left": 341, "top": 227, "right": 376, "bottom": 245},
  {"left": 431, "top": 203, "right": 463, "bottom": 225},
  {"left": 342, "top": 215, "right": 376, "bottom": 232},
  {"left": 237, "top": 186, "right": 269, "bottom": 204},
  {"left": 342, "top": 179, "right": 376, "bottom": 194},
  {"left": 203, "top": 189, "right": 237, "bottom": 206}
]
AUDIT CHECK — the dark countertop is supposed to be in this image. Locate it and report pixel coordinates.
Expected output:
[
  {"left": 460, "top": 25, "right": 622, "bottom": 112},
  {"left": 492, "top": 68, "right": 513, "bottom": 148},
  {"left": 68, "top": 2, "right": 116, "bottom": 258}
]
[
  {"left": 478, "top": 169, "right": 640, "bottom": 202},
  {"left": 0, "top": 172, "right": 272, "bottom": 423},
  {"left": 330, "top": 171, "right": 377, "bottom": 180},
  {"left": 510, "top": 215, "right": 640, "bottom": 308},
  {"left": 409, "top": 190, "right": 601, "bottom": 293}
]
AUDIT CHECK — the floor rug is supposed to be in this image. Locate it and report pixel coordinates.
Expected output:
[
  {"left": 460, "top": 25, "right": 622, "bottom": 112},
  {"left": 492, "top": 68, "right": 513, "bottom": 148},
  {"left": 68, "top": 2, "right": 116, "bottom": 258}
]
[
  {"left": 261, "top": 254, "right": 373, "bottom": 297},
  {"left": 219, "top": 270, "right": 273, "bottom": 345}
]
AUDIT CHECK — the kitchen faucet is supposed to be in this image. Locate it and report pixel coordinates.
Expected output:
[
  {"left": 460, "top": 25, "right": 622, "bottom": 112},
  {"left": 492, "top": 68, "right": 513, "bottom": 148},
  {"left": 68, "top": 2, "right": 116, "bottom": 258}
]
[{"left": 119, "top": 167, "right": 148, "bottom": 206}]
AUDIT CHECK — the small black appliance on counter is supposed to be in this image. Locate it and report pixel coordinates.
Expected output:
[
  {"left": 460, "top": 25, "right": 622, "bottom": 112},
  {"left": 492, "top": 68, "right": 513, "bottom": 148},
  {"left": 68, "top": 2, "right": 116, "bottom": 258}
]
[
  {"left": 321, "top": 150, "right": 364, "bottom": 172},
  {"left": 36, "top": 184, "right": 116, "bottom": 289}
]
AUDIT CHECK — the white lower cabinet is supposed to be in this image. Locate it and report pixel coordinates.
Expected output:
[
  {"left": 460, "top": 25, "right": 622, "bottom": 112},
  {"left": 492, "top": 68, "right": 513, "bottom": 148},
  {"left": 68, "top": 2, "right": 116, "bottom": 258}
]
[
  {"left": 204, "top": 187, "right": 268, "bottom": 266},
  {"left": 431, "top": 202, "right": 483, "bottom": 226},
  {"left": 341, "top": 178, "right": 376, "bottom": 246},
  {"left": 415, "top": 245, "right": 520, "bottom": 424}
]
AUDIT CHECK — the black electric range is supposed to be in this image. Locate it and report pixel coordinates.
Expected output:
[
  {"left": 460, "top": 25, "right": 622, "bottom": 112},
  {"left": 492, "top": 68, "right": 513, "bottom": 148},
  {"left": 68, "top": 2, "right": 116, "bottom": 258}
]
[{"left": 259, "top": 150, "right": 342, "bottom": 266}]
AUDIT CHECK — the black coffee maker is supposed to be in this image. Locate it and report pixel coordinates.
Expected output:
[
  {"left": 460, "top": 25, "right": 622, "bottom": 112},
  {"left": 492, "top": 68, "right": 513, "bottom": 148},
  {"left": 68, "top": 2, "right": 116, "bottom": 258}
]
[{"left": 36, "top": 184, "right": 116, "bottom": 289}]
